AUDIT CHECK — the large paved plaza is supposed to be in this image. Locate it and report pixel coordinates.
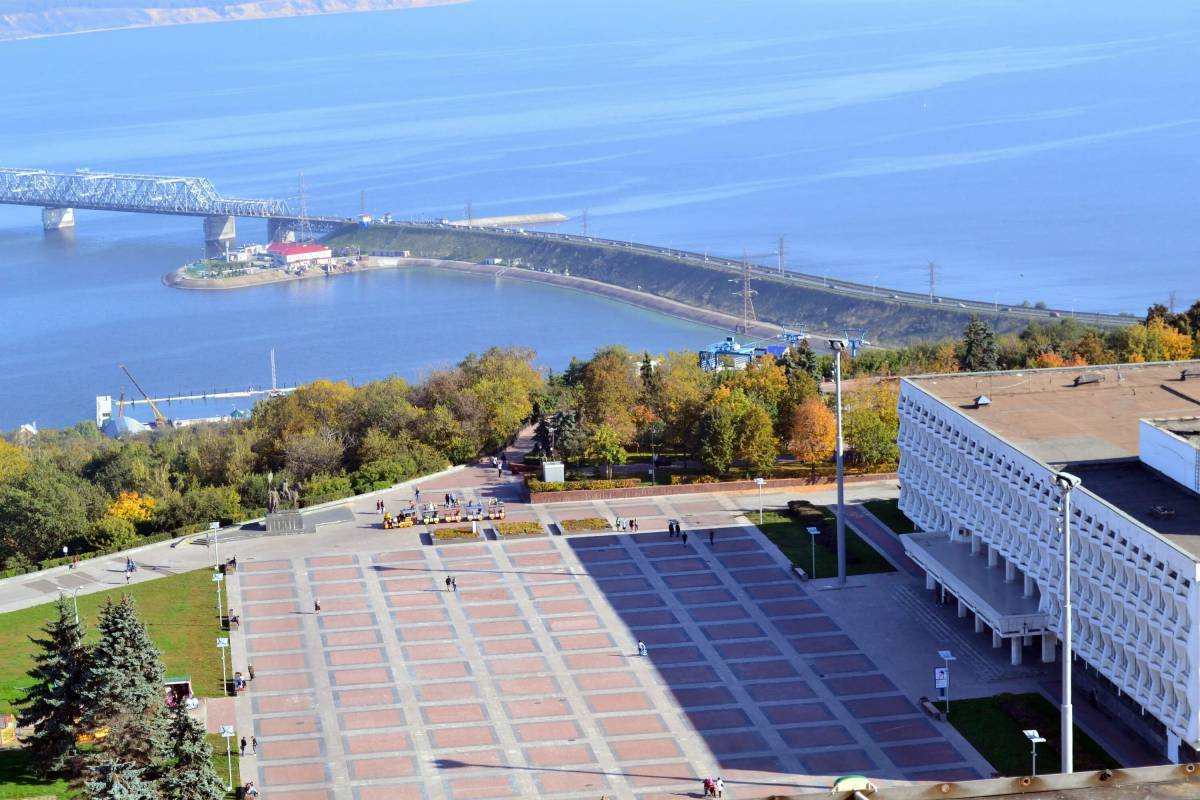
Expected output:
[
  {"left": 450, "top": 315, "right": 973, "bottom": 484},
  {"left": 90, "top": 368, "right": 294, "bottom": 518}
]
[{"left": 232, "top": 478, "right": 990, "bottom": 800}]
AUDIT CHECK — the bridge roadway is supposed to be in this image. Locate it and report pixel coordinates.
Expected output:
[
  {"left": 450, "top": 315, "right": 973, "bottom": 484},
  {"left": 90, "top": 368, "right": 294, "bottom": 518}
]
[{"left": 0, "top": 166, "right": 1131, "bottom": 326}]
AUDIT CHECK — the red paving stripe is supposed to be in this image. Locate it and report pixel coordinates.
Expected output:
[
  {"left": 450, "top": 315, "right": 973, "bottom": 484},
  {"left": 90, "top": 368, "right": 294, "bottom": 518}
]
[
  {"left": 526, "top": 583, "right": 582, "bottom": 599},
  {"left": 802, "top": 749, "right": 877, "bottom": 774},
  {"left": 411, "top": 661, "right": 471, "bottom": 680},
  {"left": 355, "top": 784, "right": 425, "bottom": 800},
  {"left": 244, "top": 618, "right": 303, "bottom": 635},
  {"left": 462, "top": 603, "right": 521, "bottom": 619},
  {"left": 456, "top": 588, "right": 513, "bottom": 603},
  {"left": 535, "top": 770, "right": 610, "bottom": 795},
  {"left": 760, "top": 599, "right": 821, "bottom": 617},
  {"left": 609, "top": 737, "right": 684, "bottom": 761},
  {"left": 374, "top": 550, "right": 428, "bottom": 563},
  {"left": 504, "top": 697, "right": 571, "bottom": 719},
  {"left": 761, "top": 701, "right": 836, "bottom": 725},
  {"left": 312, "top": 596, "right": 370, "bottom": 612},
  {"left": 422, "top": 702, "right": 489, "bottom": 724},
  {"left": 471, "top": 619, "right": 531, "bottom": 636},
  {"left": 338, "top": 708, "right": 405, "bottom": 730},
  {"left": 331, "top": 667, "right": 393, "bottom": 687},
  {"left": 263, "top": 790, "right": 334, "bottom": 800},
  {"left": 386, "top": 592, "right": 441, "bottom": 608},
  {"left": 554, "top": 632, "right": 616, "bottom": 651},
  {"left": 243, "top": 600, "right": 302, "bottom": 616},
  {"left": 240, "top": 560, "right": 293, "bottom": 573},
  {"left": 808, "top": 653, "right": 877, "bottom": 674},
  {"left": 429, "top": 725, "right": 497, "bottom": 749},
  {"left": 415, "top": 681, "right": 479, "bottom": 702},
  {"left": 495, "top": 675, "right": 560, "bottom": 695},
  {"left": 514, "top": 719, "right": 582, "bottom": 742},
  {"left": 317, "top": 613, "right": 378, "bottom": 630},
  {"left": 253, "top": 653, "right": 308, "bottom": 672},
  {"left": 257, "top": 714, "right": 320, "bottom": 736},
  {"left": 347, "top": 755, "right": 418, "bottom": 779},
  {"left": 323, "top": 629, "right": 382, "bottom": 647},
  {"left": 402, "top": 642, "right": 462, "bottom": 661},
  {"left": 587, "top": 692, "right": 652, "bottom": 713},
  {"left": 487, "top": 657, "right": 551, "bottom": 677},
  {"left": 343, "top": 734, "right": 412, "bottom": 758},
  {"left": 391, "top": 607, "right": 449, "bottom": 623},
  {"left": 779, "top": 723, "right": 856, "bottom": 748},
  {"left": 822, "top": 673, "right": 898, "bottom": 696},
  {"left": 259, "top": 757, "right": 325, "bottom": 780},
  {"left": 882, "top": 741, "right": 966, "bottom": 767},
  {"left": 523, "top": 743, "right": 595, "bottom": 767},
  {"left": 254, "top": 673, "right": 314, "bottom": 692},
  {"left": 864, "top": 717, "right": 941, "bottom": 742},
  {"left": 243, "top": 586, "right": 299, "bottom": 602},
  {"left": 788, "top": 635, "right": 859, "bottom": 654},
  {"left": 241, "top": 572, "right": 295, "bottom": 587},
  {"left": 563, "top": 653, "right": 630, "bottom": 670},
  {"left": 841, "top": 695, "right": 921, "bottom": 719},
  {"left": 480, "top": 637, "right": 540, "bottom": 656},
  {"left": 308, "top": 580, "right": 365, "bottom": 597},
  {"left": 253, "top": 693, "right": 316, "bottom": 714},
  {"left": 534, "top": 598, "right": 593, "bottom": 615},
  {"left": 328, "top": 648, "right": 386, "bottom": 666},
  {"left": 573, "top": 671, "right": 639, "bottom": 691},
  {"left": 335, "top": 687, "right": 400, "bottom": 708},
  {"left": 625, "top": 762, "right": 697, "bottom": 788},
  {"left": 307, "top": 555, "right": 358, "bottom": 567},
  {"left": 381, "top": 577, "right": 441, "bottom": 593},
  {"left": 257, "top": 738, "right": 323, "bottom": 761},
  {"left": 715, "top": 640, "right": 782, "bottom": 659},
  {"left": 728, "top": 660, "right": 800, "bottom": 680},
  {"left": 445, "top": 774, "right": 516, "bottom": 800},
  {"left": 308, "top": 567, "right": 363, "bottom": 582},
  {"left": 598, "top": 714, "right": 667, "bottom": 736}
]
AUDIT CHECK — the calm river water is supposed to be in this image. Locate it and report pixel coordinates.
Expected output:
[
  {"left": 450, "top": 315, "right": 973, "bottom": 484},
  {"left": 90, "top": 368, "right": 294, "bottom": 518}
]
[{"left": 1, "top": 0, "right": 1198, "bottom": 428}]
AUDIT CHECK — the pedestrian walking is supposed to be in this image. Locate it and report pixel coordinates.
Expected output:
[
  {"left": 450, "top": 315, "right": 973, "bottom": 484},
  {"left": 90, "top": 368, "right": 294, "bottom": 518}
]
[
  {"left": 240, "top": 737, "right": 247, "bottom": 756},
  {"left": 125, "top": 568, "right": 132, "bottom": 584},
  {"left": 248, "top": 663, "right": 255, "bottom": 681},
  {"left": 415, "top": 488, "right": 421, "bottom": 503},
  {"left": 716, "top": 777, "right": 724, "bottom": 797},
  {"left": 451, "top": 576, "right": 458, "bottom": 592},
  {"left": 682, "top": 532, "right": 688, "bottom": 545},
  {"left": 445, "top": 576, "right": 452, "bottom": 591},
  {"left": 497, "top": 464, "right": 503, "bottom": 478},
  {"left": 314, "top": 598, "right": 321, "bottom": 613},
  {"left": 637, "top": 640, "right": 648, "bottom": 656},
  {"left": 709, "top": 529, "right": 715, "bottom": 545},
  {"left": 251, "top": 735, "right": 258, "bottom": 753}
]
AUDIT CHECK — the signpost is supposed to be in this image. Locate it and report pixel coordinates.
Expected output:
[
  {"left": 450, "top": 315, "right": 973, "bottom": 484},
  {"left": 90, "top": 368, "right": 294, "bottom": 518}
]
[
  {"left": 936, "top": 650, "right": 956, "bottom": 716},
  {"left": 1024, "top": 729, "right": 1046, "bottom": 776},
  {"left": 754, "top": 477, "right": 766, "bottom": 524},
  {"left": 219, "top": 725, "right": 235, "bottom": 790},
  {"left": 217, "top": 636, "right": 230, "bottom": 697},
  {"left": 806, "top": 526, "right": 820, "bottom": 579}
]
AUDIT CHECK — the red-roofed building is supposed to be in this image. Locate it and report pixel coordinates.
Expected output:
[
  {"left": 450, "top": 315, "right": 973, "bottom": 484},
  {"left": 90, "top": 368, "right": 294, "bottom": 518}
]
[{"left": 267, "top": 241, "right": 332, "bottom": 266}]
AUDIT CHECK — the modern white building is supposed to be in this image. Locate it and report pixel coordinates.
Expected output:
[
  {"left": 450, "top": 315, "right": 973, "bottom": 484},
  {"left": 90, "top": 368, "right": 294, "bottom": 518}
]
[{"left": 897, "top": 361, "right": 1200, "bottom": 761}]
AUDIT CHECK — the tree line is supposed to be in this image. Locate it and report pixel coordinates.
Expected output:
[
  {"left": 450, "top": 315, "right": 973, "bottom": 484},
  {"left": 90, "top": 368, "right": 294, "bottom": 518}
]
[
  {"left": 0, "top": 347, "right": 542, "bottom": 572},
  {"left": 19, "top": 594, "right": 225, "bottom": 800}
]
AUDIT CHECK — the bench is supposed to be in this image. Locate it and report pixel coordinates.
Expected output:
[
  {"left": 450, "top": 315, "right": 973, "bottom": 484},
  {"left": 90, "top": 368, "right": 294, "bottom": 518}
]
[{"left": 920, "top": 698, "right": 945, "bottom": 721}]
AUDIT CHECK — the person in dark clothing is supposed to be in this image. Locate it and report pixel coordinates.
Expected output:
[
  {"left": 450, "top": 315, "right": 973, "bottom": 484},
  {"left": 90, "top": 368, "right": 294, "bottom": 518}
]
[
  {"left": 240, "top": 737, "right": 247, "bottom": 756},
  {"left": 682, "top": 532, "right": 688, "bottom": 545},
  {"left": 709, "top": 529, "right": 715, "bottom": 545}
]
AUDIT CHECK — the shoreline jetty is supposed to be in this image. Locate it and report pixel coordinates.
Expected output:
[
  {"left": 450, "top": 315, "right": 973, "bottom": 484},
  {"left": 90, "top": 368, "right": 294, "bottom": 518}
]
[{"left": 162, "top": 256, "right": 785, "bottom": 338}]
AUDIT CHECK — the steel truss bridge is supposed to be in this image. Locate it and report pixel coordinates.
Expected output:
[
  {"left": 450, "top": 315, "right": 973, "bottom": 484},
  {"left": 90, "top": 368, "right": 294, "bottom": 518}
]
[{"left": 0, "top": 167, "right": 349, "bottom": 251}]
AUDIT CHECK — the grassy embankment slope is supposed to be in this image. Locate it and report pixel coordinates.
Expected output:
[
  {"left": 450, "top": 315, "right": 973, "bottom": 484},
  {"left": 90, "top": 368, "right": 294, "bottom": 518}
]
[{"left": 329, "top": 224, "right": 1033, "bottom": 345}]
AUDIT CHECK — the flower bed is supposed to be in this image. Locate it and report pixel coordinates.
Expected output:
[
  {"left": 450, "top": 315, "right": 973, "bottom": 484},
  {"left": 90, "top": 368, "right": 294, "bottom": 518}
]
[
  {"left": 558, "top": 517, "right": 611, "bottom": 532},
  {"left": 497, "top": 521, "right": 544, "bottom": 536},
  {"left": 432, "top": 527, "right": 479, "bottom": 541},
  {"left": 528, "top": 478, "right": 641, "bottom": 493}
]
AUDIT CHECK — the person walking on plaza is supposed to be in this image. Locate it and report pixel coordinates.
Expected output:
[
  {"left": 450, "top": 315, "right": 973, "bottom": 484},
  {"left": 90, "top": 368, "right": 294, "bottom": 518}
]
[
  {"left": 240, "top": 736, "right": 247, "bottom": 756},
  {"left": 715, "top": 777, "right": 724, "bottom": 797},
  {"left": 709, "top": 529, "right": 715, "bottom": 546},
  {"left": 415, "top": 487, "right": 421, "bottom": 503},
  {"left": 313, "top": 598, "right": 321, "bottom": 614},
  {"left": 445, "top": 576, "right": 452, "bottom": 591},
  {"left": 451, "top": 576, "right": 458, "bottom": 592},
  {"left": 637, "top": 640, "right": 648, "bottom": 656},
  {"left": 251, "top": 735, "right": 258, "bottom": 753},
  {"left": 247, "top": 663, "right": 255, "bottom": 681},
  {"left": 681, "top": 532, "right": 688, "bottom": 545}
]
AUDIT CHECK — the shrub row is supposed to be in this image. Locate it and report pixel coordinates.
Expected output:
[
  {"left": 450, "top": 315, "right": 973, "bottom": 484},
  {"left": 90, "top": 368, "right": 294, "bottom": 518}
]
[
  {"left": 559, "top": 517, "right": 610, "bottom": 532},
  {"left": 497, "top": 522, "right": 544, "bottom": 536},
  {"left": 433, "top": 527, "right": 478, "bottom": 541},
  {"left": 527, "top": 478, "right": 641, "bottom": 493}
]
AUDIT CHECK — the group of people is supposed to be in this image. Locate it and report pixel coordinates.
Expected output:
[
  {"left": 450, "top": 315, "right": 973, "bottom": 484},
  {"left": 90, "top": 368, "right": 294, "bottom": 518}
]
[
  {"left": 614, "top": 517, "right": 640, "bottom": 532},
  {"left": 702, "top": 776, "right": 725, "bottom": 797},
  {"left": 239, "top": 735, "right": 258, "bottom": 756},
  {"left": 490, "top": 453, "right": 507, "bottom": 477},
  {"left": 444, "top": 575, "right": 458, "bottom": 592},
  {"left": 124, "top": 557, "right": 137, "bottom": 583}
]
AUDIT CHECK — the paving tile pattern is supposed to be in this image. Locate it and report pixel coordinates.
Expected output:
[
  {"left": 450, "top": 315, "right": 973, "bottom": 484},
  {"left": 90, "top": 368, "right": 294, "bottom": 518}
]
[{"left": 238, "top": 494, "right": 981, "bottom": 800}]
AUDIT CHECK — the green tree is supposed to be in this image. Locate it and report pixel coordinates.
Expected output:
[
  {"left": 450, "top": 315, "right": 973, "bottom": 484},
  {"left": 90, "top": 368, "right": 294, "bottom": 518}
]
[
  {"left": 553, "top": 411, "right": 587, "bottom": 461},
  {"left": 958, "top": 316, "right": 999, "bottom": 372},
  {"left": 86, "top": 515, "right": 139, "bottom": 551},
  {"left": 283, "top": 432, "right": 346, "bottom": 481},
  {"left": 0, "top": 461, "right": 98, "bottom": 563},
  {"left": 581, "top": 346, "right": 640, "bottom": 443},
  {"left": 84, "top": 758, "right": 157, "bottom": 800},
  {"left": 159, "top": 702, "right": 224, "bottom": 800},
  {"left": 697, "top": 404, "right": 736, "bottom": 475},
  {"left": 0, "top": 438, "right": 30, "bottom": 484},
  {"left": 651, "top": 351, "right": 711, "bottom": 454},
  {"left": 80, "top": 596, "right": 168, "bottom": 769},
  {"left": 16, "top": 597, "right": 89, "bottom": 776},
  {"left": 735, "top": 402, "right": 778, "bottom": 476},
  {"left": 582, "top": 424, "right": 628, "bottom": 479}
]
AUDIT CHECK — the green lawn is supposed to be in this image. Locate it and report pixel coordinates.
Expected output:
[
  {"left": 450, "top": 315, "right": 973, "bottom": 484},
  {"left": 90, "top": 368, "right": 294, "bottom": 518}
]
[
  {"left": 757, "top": 504, "right": 895, "bottom": 578},
  {"left": 208, "top": 733, "right": 241, "bottom": 798},
  {"left": 0, "top": 568, "right": 229, "bottom": 716},
  {"left": 863, "top": 498, "right": 916, "bottom": 534},
  {"left": 0, "top": 748, "right": 69, "bottom": 798},
  {"left": 948, "top": 693, "right": 1119, "bottom": 776}
]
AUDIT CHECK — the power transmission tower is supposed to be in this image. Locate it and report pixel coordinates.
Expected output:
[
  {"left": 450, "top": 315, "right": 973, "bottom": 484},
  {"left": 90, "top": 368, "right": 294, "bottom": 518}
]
[
  {"left": 777, "top": 234, "right": 786, "bottom": 276},
  {"left": 360, "top": 190, "right": 366, "bottom": 217},
  {"left": 1169, "top": 289, "right": 1177, "bottom": 314},
  {"left": 733, "top": 250, "right": 758, "bottom": 334},
  {"left": 581, "top": 209, "right": 589, "bottom": 236},
  {"left": 296, "top": 173, "right": 314, "bottom": 243},
  {"left": 466, "top": 201, "right": 473, "bottom": 225},
  {"left": 928, "top": 260, "right": 937, "bottom": 302}
]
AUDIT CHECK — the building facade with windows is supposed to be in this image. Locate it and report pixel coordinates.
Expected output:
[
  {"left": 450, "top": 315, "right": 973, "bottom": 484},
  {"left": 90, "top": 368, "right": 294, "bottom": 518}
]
[{"left": 896, "top": 361, "right": 1200, "bottom": 761}]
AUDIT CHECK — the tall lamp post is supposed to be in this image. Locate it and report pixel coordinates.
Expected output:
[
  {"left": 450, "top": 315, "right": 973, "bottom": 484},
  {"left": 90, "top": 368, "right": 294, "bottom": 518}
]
[
  {"left": 217, "top": 636, "right": 230, "bottom": 697},
  {"left": 1023, "top": 729, "right": 1046, "bottom": 776},
  {"left": 754, "top": 477, "right": 766, "bottom": 525},
  {"left": 806, "top": 526, "right": 820, "bottom": 579},
  {"left": 829, "top": 339, "right": 848, "bottom": 585},
  {"left": 1055, "top": 471, "right": 1082, "bottom": 773},
  {"left": 219, "top": 725, "right": 235, "bottom": 791},
  {"left": 937, "top": 649, "right": 956, "bottom": 716}
]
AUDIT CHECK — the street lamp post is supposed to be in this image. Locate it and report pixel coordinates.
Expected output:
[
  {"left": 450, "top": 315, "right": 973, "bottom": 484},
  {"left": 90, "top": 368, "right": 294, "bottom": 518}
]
[
  {"left": 217, "top": 636, "right": 230, "bottom": 697},
  {"left": 213, "top": 571, "right": 224, "bottom": 616},
  {"left": 72, "top": 587, "right": 81, "bottom": 625},
  {"left": 219, "top": 725, "right": 235, "bottom": 791},
  {"left": 1055, "top": 471, "right": 1082, "bottom": 773},
  {"left": 754, "top": 477, "right": 766, "bottom": 525},
  {"left": 830, "top": 339, "right": 848, "bottom": 585},
  {"left": 937, "top": 649, "right": 956, "bottom": 716},
  {"left": 1023, "top": 729, "right": 1046, "bottom": 776},
  {"left": 806, "top": 526, "right": 820, "bottom": 579}
]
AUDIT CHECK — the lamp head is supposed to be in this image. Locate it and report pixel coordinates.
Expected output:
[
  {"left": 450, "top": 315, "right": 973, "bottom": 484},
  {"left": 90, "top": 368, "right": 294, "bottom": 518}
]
[
  {"left": 829, "top": 338, "right": 849, "bottom": 352},
  {"left": 1023, "top": 729, "right": 1045, "bottom": 744},
  {"left": 1054, "top": 472, "right": 1082, "bottom": 492}
]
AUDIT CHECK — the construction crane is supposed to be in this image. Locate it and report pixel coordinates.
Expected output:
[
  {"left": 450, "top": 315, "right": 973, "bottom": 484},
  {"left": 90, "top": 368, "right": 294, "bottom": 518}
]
[{"left": 118, "top": 364, "right": 170, "bottom": 427}]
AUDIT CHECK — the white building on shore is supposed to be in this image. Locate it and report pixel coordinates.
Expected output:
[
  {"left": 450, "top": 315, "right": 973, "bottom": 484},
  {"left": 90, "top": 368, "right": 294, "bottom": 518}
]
[{"left": 897, "top": 361, "right": 1200, "bottom": 761}]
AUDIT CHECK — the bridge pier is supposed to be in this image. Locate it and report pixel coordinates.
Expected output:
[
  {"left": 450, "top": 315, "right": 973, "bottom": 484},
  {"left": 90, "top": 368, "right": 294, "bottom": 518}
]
[
  {"left": 267, "top": 217, "right": 294, "bottom": 243},
  {"left": 204, "top": 215, "right": 236, "bottom": 257},
  {"left": 42, "top": 207, "right": 75, "bottom": 230}
]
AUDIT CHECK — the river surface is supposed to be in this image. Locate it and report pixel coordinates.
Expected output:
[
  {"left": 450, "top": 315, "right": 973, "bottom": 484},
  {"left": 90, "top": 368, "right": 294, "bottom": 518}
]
[{"left": 1, "top": 0, "right": 1198, "bottom": 428}]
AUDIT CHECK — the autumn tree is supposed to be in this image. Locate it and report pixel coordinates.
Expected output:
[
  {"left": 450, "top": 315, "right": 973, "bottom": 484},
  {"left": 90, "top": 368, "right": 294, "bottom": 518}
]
[
  {"left": 789, "top": 397, "right": 836, "bottom": 464},
  {"left": 735, "top": 402, "right": 778, "bottom": 476},
  {"left": 580, "top": 346, "right": 640, "bottom": 443},
  {"left": 582, "top": 424, "right": 628, "bottom": 478},
  {"left": 650, "top": 351, "right": 711, "bottom": 453}
]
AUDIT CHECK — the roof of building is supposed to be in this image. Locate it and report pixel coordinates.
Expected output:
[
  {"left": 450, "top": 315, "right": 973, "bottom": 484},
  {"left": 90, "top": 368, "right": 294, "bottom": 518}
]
[
  {"left": 266, "top": 242, "right": 330, "bottom": 256},
  {"left": 906, "top": 361, "right": 1200, "bottom": 465}
]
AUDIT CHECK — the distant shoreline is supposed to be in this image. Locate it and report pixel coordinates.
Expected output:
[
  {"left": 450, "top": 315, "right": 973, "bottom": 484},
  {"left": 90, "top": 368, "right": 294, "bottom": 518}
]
[
  {"left": 165, "top": 256, "right": 766, "bottom": 337},
  {"left": 0, "top": 0, "right": 466, "bottom": 44}
]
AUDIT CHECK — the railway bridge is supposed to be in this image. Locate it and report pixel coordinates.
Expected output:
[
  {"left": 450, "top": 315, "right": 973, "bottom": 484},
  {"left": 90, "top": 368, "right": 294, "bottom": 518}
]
[{"left": 0, "top": 167, "right": 347, "bottom": 252}]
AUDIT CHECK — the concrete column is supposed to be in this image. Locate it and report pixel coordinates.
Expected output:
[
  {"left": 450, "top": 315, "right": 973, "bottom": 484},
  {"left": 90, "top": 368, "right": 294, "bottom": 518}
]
[
  {"left": 971, "top": 535, "right": 981, "bottom": 556},
  {"left": 1023, "top": 573, "right": 1035, "bottom": 598},
  {"left": 926, "top": 572, "right": 937, "bottom": 591},
  {"left": 974, "top": 614, "right": 984, "bottom": 634},
  {"left": 1011, "top": 637, "right": 1023, "bottom": 666},
  {"left": 1168, "top": 732, "right": 1181, "bottom": 764},
  {"left": 267, "top": 217, "right": 293, "bottom": 242},
  {"left": 42, "top": 207, "right": 75, "bottom": 230},
  {"left": 987, "top": 545, "right": 998, "bottom": 568},
  {"left": 1005, "top": 560, "right": 1016, "bottom": 582},
  {"left": 1041, "top": 632, "right": 1057, "bottom": 663},
  {"left": 1024, "top": 634, "right": 1034, "bottom": 646},
  {"left": 957, "top": 598, "right": 968, "bottom": 618},
  {"left": 204, "top": 215, "right": 236, "bottom": 257},
  {"left": 992, "top": 630, "right": 1003, "bottom": 649}
]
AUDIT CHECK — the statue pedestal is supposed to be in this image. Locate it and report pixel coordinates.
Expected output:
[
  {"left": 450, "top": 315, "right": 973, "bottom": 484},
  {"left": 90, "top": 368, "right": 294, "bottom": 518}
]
[{"left": 265, "top": 509, "right": 305, "bottom": 535}]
